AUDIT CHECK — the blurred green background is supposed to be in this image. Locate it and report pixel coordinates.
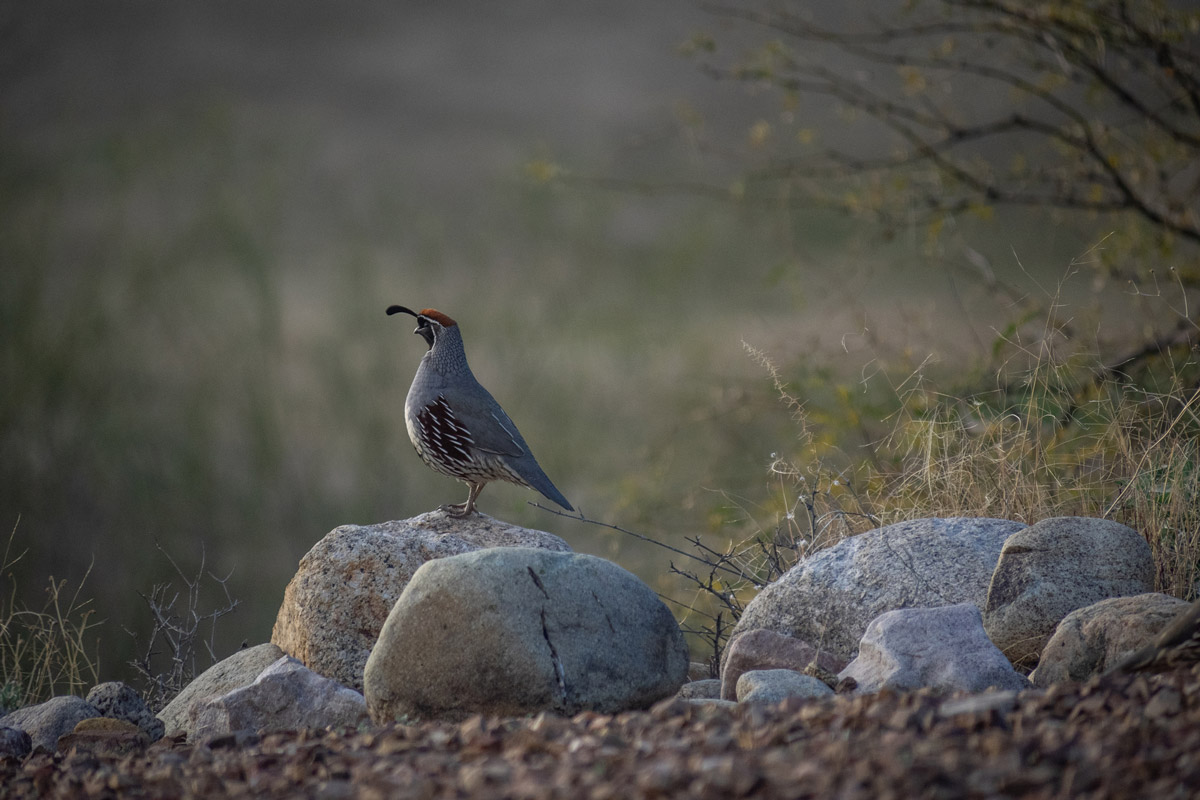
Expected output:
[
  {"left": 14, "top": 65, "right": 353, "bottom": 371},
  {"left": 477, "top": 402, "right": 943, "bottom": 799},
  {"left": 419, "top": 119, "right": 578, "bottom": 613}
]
[{"left": 2, "top": 1, "right": 1104, "bottom": 684}]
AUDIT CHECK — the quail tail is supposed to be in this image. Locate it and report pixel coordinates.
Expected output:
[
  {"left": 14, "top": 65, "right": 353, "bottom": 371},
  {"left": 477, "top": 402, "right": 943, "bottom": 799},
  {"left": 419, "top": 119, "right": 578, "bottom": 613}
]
[{"left": 520, "top": 464, "right": 573, "bottom": 512}]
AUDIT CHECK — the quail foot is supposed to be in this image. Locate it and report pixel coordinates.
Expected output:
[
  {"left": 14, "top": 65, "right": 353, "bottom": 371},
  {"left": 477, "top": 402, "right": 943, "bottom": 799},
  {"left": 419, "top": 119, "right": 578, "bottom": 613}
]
[{"left": 387, "top": 305, "right": 573, "bottom": 517}]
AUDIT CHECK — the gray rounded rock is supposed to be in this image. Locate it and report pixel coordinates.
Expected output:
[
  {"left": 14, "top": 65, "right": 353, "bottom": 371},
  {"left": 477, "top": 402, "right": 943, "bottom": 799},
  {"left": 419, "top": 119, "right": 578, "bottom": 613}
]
[
  {"left": 157, "top": 642, "right": 285, "bottom": 737},
  {"left": 720, "top": 628, "right": 846, "bottom": 701},
  {"left": 676, "top": 679, "right": 722, "bottom": 700},
  {"left": 729, "top": 517, "right": 1025, "bottom": 664},
  {"left": 984, "top": 517, "right": 1154, "bottom": 668},
  {"left": 192, "top": 657, "right": 368, "bottom": 739},
  {"left": 86, "top": 682, "right": 164, "bottom": 742},
  {"left": 364, "top": 547, "right": 688, "bottom": 722},
  {"left": 839, "top": 603, "right": 1030, "bottom": 695},
  {"left": 0, "top": 695, "right": 99, "bottom": 752},
  {"left": 0, "top": 726, "right": 32, "bottom": 760},
  {"left": 735, "top": 669, "right": 834, "bottom": 703},
  {"left": 272, "top": 512, "right": 571, "bottom": 692},
  {"left": 1031, "top": 593, "right": 1190, "bottom": 686}
]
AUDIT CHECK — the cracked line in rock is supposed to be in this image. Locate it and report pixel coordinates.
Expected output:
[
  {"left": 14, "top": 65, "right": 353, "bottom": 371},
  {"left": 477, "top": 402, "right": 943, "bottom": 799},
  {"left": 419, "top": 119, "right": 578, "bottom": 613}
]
[
  {"left": 527, "top": 566, "right": 550, "bottom": 599},
  {"left": 539, "top": 606, "right": 568, "bottom": 707}
]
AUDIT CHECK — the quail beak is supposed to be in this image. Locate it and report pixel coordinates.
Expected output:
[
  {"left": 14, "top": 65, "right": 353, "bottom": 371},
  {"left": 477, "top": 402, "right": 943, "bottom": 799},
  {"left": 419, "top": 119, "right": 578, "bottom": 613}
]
[{"left": 387, "top": 305, "right": 435, "bottom": 349}]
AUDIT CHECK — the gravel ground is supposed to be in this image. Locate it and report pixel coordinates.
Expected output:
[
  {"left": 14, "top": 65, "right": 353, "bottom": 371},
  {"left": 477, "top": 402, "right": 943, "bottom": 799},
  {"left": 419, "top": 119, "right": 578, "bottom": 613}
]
[{"left": 4, "top": 668, "right": 1199, "bottom": 799}]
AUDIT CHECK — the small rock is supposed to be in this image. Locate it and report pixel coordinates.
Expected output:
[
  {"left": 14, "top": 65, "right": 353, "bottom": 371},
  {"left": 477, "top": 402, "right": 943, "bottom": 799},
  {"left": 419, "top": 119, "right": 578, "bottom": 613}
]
[
  {"left": 192, "top": 657, "right": 369, "bottom": 740},
  {"left": 682, "top": 698, "right": 738, "bottom": 709},
  {"left": 736, "top": 669, "right": 835, "bottom": 704},
  {"left": 86, "top": 681, "right": 165, "bottom": 742},
  {"left": 937, "top": 690, "right": 1020, "bottom": 718},
  {"left": 839, "top": 603, "right": 1030, "bottom": 695},
  {"left": 204, "top": 729, "right": 261, "bottom": 750},
  {"left": 0, "top": 695, "right": 99, "bottom": 751},
  {"left": 57, "top": 717, "right": 149, "bottom": 756},
  {"left": 157, "top": 642, "right": 285, "bottom": 737},
  {"left": 1144, "top": 687, "right": 1182, "bottom": 718},
  {"left": 835, "top": 676, "right": 858, "bottom": 694},
  {"left": 676, "top": 680, "right": 722, "bottom": 700},
  {"left": 0, "top": 726, "right": 32, "bottom": 760},
  {"left": 720, "top": 628, "right": 845, "bottom": 701},
  {"left": 1031, "top": 593, "right": 1191, "bottom": 686},
  {"left": 984, "top": 517, "right": 1154, "bottom": 668}
]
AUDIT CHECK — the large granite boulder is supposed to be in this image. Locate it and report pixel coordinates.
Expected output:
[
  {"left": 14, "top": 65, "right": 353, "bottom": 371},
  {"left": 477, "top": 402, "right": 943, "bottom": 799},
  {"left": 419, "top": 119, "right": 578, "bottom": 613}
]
[
  {"left": 984, "top": 517, "right": 1154, "bottom": 668},
  {"left": 728, "top": 517, "right": 1025, "bottom": 664},
  {"left": 838, "top": 603, "right": 1029, "bottom": 695},
  {"left": 1030, "top": 593, "right": 1190, "bottom": 687},
  {"left": 272, "top": 511, "right": 571, "bottom": 692},
  {"left": 364, "top": 547, "right": 688, "bottom": 722}
]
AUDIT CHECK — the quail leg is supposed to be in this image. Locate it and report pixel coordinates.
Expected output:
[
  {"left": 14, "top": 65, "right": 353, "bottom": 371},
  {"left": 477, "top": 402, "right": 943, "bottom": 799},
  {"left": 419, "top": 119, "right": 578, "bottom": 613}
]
[{"left": 442, "top": 482, "right": 485, "bottom": 517}]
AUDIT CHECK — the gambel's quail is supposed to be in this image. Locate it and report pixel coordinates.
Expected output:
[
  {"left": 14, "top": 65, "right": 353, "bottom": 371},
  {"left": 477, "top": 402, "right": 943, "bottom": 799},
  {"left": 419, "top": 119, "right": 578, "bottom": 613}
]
[{"left": 387, "top": 305, "right": 573, "bottom": 517}]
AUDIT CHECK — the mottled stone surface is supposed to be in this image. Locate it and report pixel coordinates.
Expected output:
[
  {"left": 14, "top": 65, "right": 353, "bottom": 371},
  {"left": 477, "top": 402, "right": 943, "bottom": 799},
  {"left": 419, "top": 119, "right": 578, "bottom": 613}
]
[
  {"left": 735, "top": 670, "right": 835, "bottom": 704},
  {"left": 1031, "top": 593, "right": 1190, "bottom": 686},
  {"left": 729, "top": 517, "right": 1025, "bottom": 664},
  {"left": 86, "top": 682, "right": 164, "bottom": 741},
  {"left": 364, "top": 547, "right": 688, "bottom": 722},
  {"left": 721, "top": 628, "right": 846, "bottom": 701},
  {"left": 272, "top": 512, "right": 571, "bottom": 692},
  {"left": 984, "top": 517, "right": 1154, "bottom": 668},
  {"left": 839, "top": 604, "right": 1029, "bottom": 695},
  {"left": 193, "top": 657, "right": 368, "bottom": 739},
  {"left": 157, "top": 643, "right": 285, "bottom": 737}
]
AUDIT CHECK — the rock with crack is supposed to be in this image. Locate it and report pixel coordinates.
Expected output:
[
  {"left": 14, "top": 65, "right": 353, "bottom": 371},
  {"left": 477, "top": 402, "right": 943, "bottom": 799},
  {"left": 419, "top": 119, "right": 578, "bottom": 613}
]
[
  {"left": 272, "top": 512, "right": 571, "bottom": 692},
  {"left": 363, "top": 547, "right": 689, "bottom": 722},
  {"left": 727, "top": 517, "right": 1026, "bottom": 666}
]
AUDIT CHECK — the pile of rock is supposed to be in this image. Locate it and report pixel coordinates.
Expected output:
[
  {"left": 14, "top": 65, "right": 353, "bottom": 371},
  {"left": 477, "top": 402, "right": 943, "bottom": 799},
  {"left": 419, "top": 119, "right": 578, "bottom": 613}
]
[
  {"left": 0, "top": 510, "right": 1188, "bottom": 752},
  {"left": 707, "top": 515, "right": 1167, "bottom": 705},
  {"left": 0, "top": 682, "right": 163, "bottom": 758}
]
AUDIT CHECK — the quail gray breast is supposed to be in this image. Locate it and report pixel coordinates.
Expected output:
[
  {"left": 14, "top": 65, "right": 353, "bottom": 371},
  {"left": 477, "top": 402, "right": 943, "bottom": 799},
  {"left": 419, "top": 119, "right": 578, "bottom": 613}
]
[{"left": 387, "top": 305, "right": 573, "bottom": 518}]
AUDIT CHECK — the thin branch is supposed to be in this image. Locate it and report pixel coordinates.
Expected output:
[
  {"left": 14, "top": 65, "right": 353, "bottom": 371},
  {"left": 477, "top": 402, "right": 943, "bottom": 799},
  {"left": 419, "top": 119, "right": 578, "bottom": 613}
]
[{"left": 531, "top": 503, "right": 749, "bottom": 579}]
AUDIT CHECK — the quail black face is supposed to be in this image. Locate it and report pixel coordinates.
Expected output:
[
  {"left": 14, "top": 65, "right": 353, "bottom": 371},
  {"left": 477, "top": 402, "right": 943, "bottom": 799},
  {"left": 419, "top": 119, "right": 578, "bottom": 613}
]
[{"left": 386, "top": 304, "right": 438, "bottom": 349}]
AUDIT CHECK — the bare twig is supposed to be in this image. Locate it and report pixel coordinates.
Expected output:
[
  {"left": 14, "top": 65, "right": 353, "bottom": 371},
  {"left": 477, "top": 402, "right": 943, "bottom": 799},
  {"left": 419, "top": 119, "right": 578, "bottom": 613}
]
[{"left": 125, "top": 541, "right": 239, "bottom": 712}]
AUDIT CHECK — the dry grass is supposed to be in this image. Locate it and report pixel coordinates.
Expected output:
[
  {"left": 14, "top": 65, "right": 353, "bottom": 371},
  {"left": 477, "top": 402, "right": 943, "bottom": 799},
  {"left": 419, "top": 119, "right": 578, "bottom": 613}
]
[
  {"left": 875, "top": 312, "right": 1200, "bottom": 599},
  {"left": 0, "top": 519, "right": 102, "bottom": 711},
  {"left": 668, "top": 269, "right": 1200, "bottom": 663}
]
